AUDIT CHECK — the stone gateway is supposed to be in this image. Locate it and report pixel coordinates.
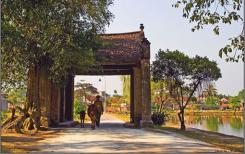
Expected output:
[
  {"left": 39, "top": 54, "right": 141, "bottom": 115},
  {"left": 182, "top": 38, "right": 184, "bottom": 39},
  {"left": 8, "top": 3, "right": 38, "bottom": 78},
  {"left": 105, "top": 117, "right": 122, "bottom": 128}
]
[{"left": 28, "top": 24, "right": 152, "bottom": 127}]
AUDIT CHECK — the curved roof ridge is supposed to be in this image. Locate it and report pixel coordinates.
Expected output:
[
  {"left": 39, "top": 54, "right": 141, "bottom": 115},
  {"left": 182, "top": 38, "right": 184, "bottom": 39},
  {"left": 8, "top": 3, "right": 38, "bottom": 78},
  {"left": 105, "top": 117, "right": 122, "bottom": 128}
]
[
  {"left": 100, "top": 31, "right": 141, "bottom": 36},
  {"left": 100, "top": 30, "right": 144, "bottom": 42}
]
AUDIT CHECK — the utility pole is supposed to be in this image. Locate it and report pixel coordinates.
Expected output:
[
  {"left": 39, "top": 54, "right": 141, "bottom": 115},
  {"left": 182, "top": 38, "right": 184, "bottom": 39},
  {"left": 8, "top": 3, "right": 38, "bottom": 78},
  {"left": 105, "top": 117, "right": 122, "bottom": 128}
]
[{"left": 99, "top": 76, "right": 107, "bottom": 112}]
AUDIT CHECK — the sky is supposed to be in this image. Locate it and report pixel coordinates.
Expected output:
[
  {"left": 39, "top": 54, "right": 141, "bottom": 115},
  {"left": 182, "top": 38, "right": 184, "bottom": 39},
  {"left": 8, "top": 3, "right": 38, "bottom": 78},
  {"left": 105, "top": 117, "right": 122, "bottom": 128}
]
[{"left": 75, "top": 0, "right": 243, "bottom": 96}]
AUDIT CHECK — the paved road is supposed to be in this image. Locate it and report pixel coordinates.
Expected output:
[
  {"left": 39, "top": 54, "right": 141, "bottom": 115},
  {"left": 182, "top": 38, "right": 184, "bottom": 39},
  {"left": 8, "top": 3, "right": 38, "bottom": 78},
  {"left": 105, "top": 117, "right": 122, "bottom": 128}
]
[{"left": 33, "top": 114, "right": 231, "bottom": 154}]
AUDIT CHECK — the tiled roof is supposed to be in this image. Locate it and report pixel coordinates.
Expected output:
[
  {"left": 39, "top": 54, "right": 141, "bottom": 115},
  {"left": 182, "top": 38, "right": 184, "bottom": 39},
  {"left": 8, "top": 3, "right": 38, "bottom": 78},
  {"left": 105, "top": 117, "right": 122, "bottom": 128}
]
[{"left": 96, "top": 31, "right": 145, "bottom": 64}]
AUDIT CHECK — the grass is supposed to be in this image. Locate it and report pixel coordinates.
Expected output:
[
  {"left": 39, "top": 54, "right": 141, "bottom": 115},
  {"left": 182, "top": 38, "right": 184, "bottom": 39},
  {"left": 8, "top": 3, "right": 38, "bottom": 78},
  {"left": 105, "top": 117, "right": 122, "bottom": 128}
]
[{"left": 150, "top": 125, "right": 244, "bottom": 153}]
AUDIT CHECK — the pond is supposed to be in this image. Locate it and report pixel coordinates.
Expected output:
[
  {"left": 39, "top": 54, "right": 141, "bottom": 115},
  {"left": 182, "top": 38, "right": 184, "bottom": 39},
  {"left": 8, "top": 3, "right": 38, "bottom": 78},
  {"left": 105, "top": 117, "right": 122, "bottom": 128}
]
[{"left": 166, "top": 115, "right": 244, "bottom": 138}]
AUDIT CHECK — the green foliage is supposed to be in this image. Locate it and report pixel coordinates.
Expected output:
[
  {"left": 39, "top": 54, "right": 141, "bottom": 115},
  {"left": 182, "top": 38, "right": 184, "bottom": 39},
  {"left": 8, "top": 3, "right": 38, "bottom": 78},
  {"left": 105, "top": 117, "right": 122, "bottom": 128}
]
[
  {"left": 151, "top": 49, "right": 221, "bottom": 130},
  {"left": 173, "top": 0, "right": 243, "bottom": 62},
  {"left": 191, "top": 96, "right": 197, "bottom": 102},
  {"left": 151, "top": 81, "right": 165, "bottom": 102},
  {"left": 229, "top": 96, "right": 241, "bottom": 108},
  {"left": 1, "top": 0, "right": 114, "bottom": 90},
  {"left": 151, "top": 112, "right": 169, "bottom": 125},
  {"left": 228, "top": 89, "right": 244, "bottom": 109},
  {"left": 74, "top": 99, "right": 86, "bottom": 119},
  {"left": 121, "top": 75, "right": 131, "bottom": 104},
  {"left": 206, "top": 96, "right": 219, "bottom": 109},
  {"left": 237, "top": 89, "right": 244, "bottom": 99},
  {"left": 203, "top": 83, "right": 219, "bottom": 109},
  {"left": 151, "top": 103, "right": 160, "bottom": 113},
  {"left": 151, "top": 80, "right": 172, "bottom": 112},
  {"left": 217, "top": 93, "right": 230, "bottom": 99},
  {"left": 75, "top": 99, "right": 86, "bottom": 114},
  {"left": 0, "top": 111, "right": 9, "bottom": 125},
  {"left": 151, "top": 50, "right": 222, "bottom": 106},
  {"left": 6, "top": 89, "right": 27, "bottom": 106},
  {"left": 204, "top": 83, "right": 218, "bottom": 96}
]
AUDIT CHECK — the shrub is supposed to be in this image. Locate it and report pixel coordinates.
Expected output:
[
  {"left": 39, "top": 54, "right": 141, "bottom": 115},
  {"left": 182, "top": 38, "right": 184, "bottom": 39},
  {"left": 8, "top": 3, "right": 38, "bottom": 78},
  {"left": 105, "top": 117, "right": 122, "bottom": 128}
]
[
  {"left": 151, "top": 112, "right": 168, "bottom": 125},
  {"left": 73, "top": 99, "right": 86, "bottom": 120}
]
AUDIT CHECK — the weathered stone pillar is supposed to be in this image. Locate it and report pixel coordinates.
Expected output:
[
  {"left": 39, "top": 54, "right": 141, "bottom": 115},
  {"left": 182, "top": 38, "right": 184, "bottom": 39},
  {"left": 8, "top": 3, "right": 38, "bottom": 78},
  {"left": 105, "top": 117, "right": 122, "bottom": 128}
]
[
  {"left": 140, "top": 59, "right": 152, "bottom": 127},
  {"left": 133, "top": 66, "right": 142, "bottom": 127}
]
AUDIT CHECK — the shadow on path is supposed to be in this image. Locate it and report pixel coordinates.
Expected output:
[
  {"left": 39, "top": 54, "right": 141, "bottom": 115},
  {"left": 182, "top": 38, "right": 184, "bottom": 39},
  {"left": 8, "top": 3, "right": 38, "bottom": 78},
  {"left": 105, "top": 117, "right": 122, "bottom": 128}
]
[{"left": 32, "top": 114, "right": 230, "bottom": 154}]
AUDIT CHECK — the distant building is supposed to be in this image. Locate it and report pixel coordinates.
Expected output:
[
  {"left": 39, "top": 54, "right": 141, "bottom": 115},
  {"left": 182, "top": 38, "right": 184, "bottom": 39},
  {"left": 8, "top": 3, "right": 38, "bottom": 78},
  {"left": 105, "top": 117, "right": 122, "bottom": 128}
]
[{"left": 219, "top": 98, "right": 229, "bottom": 110}]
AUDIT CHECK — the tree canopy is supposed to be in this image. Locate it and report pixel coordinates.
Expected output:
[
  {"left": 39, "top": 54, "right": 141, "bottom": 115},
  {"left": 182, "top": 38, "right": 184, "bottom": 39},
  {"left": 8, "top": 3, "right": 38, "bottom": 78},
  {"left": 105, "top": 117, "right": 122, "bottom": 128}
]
[
  {"left": 75, "top": 81, "right": 99, "bottom": 102},
  {"left": 173, "top": 0, "right": 244, "bottom": 62},
  {"left": 152, "top": 49, "right": 221, "bottom": 88},
  {"left": 1, "top": 0, "right": 114, "bottom": 91}
]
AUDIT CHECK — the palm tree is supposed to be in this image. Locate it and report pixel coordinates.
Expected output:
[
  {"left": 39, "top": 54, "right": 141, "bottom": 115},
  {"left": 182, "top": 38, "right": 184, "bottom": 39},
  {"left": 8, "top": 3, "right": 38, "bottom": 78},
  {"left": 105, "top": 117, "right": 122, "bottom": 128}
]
[
  {"left": 202, "top": 83, "right": 217, "bottom": 97},
  {"left": 206, "top": 83, "right": 217, "bottom": 96}
]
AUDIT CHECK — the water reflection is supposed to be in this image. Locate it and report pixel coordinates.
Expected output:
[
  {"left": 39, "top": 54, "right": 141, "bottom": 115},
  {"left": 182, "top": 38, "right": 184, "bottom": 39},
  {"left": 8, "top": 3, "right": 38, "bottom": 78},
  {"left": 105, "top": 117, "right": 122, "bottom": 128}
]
[
  {"left": 167, "top": 115, "right": 244, "bottom": 138},
  {"left": 206, "top": 116, "right": 219, "bottom": 131}
]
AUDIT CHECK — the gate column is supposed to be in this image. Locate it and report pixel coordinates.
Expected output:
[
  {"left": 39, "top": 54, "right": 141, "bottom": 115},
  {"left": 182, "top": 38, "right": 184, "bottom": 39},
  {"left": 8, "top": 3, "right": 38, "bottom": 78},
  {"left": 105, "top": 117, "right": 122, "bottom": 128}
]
[
  {"left": 140, "top": 59, "right": 152, "bottom": 127},
  {"left": 130, "top": 74, "right": 134, "bottom": 123},
  {"left": 133, "top": 66, "right": 142, "bottom": 127}
]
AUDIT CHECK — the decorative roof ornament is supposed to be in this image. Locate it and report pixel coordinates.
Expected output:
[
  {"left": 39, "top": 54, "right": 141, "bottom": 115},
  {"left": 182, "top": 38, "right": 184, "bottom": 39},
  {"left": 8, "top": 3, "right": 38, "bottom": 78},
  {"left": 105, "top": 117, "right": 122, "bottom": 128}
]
[{"left": 140, "top": 24, "right": 144, "bottom": 31}]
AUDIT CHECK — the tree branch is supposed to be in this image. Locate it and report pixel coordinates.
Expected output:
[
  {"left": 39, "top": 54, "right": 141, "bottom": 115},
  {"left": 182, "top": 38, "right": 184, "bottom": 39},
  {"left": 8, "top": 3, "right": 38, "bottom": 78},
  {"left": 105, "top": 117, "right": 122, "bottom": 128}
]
[{"left": 183, "top": 81, "right": 200, "bottom": 109}]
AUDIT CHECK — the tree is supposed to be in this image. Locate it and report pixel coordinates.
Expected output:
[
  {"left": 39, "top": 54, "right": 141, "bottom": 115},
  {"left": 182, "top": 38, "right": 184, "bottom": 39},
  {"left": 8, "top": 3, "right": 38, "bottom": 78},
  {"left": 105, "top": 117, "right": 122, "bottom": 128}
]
[
  {"left": 2, "top": 0, "right": 113, "bottom": 131},
  {"left": 151, "top": 49, "right": 221, "bottom": 130},
  {"left": 6, "top": 89, "right": 27, "bottom": 107},
  {"left": 120, "top": 75, "right": 131, "bottom": 104},
  {"left": 229, "top": 96, "right": 241, "bottom": 109},
  {"left": 75, "top": 81, "right": 99, "bottom": 103},
  {"left": 6, "top": 89, "right": 27, "bottom": 120},
  {"left": 206, "top": 83, "right": 218, "bottom": 96},
  {"left": 217, "top": 93, "right": 229, "bottom": 99},
  {"left": 228, "top": 89, "right": 244, "bottom": 109},
  {"left": 237, "top": 89, "right": 244, "bottom": 99},
  {"left": 173, "top": 0, "right": 243, "bottom": 62},
  {"left": 205, "top": 96, "right": 219, "bottom": 109},
  {"left": 203, "top": 83, "right": 219, "bottom": 109},
  {"left": 2, "top": 0, "right": 113, "bottom": 89},
  {"left": 151, "top": 81, "right": 172, "bottom": 112}
]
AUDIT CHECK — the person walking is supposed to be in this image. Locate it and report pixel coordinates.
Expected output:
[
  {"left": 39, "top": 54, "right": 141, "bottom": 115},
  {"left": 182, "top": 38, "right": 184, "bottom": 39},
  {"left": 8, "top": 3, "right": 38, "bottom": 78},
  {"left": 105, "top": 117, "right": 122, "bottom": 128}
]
[{"left": 94, "top": 95, "right": 104, "bottom": 127}]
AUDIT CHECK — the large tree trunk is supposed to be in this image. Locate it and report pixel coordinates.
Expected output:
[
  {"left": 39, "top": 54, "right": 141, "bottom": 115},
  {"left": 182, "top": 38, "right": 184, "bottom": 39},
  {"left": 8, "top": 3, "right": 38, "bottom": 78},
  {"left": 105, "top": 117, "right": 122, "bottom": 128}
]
[
  {"left": 26, "top": 62, "right": 42, "bottom": 129},
  {"left": 178, "top": 109, "right": 186, "bottom": 130}
]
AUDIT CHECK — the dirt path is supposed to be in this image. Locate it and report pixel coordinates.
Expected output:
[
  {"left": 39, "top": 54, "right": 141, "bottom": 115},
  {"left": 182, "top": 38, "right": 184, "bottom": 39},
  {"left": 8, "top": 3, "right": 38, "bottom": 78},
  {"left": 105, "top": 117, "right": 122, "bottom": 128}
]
[{"left": 28, "top": 113, "right": 232, "bottom": 154}]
